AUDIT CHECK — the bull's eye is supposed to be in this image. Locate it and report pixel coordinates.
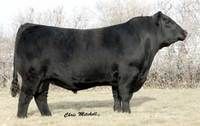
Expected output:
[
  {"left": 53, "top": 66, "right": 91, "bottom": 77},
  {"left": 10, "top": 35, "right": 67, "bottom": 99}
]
[
  {"left": 165, "top": 23, "right": 171, "bottom": 28},
  {"left": 165, "top": 20, "right": 173, "bottom": 28},
  {"left": 166, "top": 20, "right": 171, "bottom": 24},
  {"left": 165, "top": 19, "right": 173, "bottom": 25}
]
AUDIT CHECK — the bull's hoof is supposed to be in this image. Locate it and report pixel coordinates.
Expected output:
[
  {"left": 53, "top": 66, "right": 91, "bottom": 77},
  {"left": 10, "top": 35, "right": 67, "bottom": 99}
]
[
  {"left": 122, "top": 103, "right": 131, "bottom": 113},
  {"left": 41, "top": 111, "right": 52, "bottom": 116},
  {"left": 122, "top": 108, "right": 131, "bottom": 113},
  {"left": 113, "top": 104, "right": 122, "bottom": 112},
  {"left": 17, "top": 113, "right": 27, "bottom": 118}
]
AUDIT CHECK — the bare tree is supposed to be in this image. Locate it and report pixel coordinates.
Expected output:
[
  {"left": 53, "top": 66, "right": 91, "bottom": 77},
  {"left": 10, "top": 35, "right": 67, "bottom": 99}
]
[
  {"left": 96, "top": 0, "right": 149, "bottom": 26},
  {"left": 1, "top": 0, "right": 200, "bottom": 88},
  {"left": 68, "top": 8, "right": 90, "bottom": 29}
]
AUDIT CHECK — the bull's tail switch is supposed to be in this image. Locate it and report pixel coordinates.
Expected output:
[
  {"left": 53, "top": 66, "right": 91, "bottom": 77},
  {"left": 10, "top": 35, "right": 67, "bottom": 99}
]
[
  {"left": 10, "top": 58, "right": 20, "bottom": 97},
  {"left": 10, "top": 77, "right": 20, "bottom": 97},
  {"left": 10, "top": 68, "right": 20, "bottom": 97}
]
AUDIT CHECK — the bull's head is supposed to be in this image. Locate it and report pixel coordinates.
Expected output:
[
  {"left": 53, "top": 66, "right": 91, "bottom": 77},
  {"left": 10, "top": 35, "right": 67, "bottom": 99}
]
[{"left": 153, "top": 11, "right": 187, "bottom": 48}]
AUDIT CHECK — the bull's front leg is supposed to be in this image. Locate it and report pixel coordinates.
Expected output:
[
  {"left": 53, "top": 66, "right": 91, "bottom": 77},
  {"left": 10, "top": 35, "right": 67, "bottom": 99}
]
[{"left": 118, "top": 67, "right": 139, "bottom": 113}]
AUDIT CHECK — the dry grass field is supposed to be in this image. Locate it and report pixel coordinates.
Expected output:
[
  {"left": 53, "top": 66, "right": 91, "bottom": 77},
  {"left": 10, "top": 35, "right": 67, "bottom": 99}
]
[{"left": 0, "top": 87, "right": 200, "bottom": 126}]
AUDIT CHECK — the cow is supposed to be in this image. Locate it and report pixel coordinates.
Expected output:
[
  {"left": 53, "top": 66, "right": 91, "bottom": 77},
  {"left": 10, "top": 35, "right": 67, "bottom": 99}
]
[{"left": 10, "top": 11, "right": 187, "bottom": 118}]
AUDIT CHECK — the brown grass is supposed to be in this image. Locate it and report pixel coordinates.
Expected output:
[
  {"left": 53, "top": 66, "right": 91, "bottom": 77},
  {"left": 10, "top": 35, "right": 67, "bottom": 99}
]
[{"left": 0, "top": 87, "right": 200, "bottom": 126}]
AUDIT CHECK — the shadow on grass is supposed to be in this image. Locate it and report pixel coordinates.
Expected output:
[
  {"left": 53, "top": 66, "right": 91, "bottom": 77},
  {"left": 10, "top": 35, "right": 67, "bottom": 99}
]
[
  {"left": 50, "top": 97, "right": 155, "bottom": 110},
  {"left": 33, "top": 96, "right": 155, "bottom": 113},
  {"left": 29, "top": 97, "right": 155, "bottom": 115}
]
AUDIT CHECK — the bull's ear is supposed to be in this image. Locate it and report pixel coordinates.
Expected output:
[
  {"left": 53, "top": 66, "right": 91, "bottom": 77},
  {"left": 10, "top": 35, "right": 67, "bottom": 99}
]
[{"left": 153, "top": 11, "right": 163, "bottom": 26}]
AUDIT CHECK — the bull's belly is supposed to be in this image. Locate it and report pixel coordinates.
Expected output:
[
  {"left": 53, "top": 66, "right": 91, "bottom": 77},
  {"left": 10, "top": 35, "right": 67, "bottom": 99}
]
[
  {"left": 45, "top": 52, "right": 119, "bottom": 90},
  {"left": 70, "top": 68, "right": 115, "bottom": 86},
  {"left": 50, "top": 73, "right": 114, "bottom": 91},
  {"left": 71, "top": 69, "right": 112, "bottom": 83},
  {"left": 68, "top": 57, "right": 118, "bottom": 83},
  {"left": 47, "top": 64, "right": 118, "bottom": 91}
]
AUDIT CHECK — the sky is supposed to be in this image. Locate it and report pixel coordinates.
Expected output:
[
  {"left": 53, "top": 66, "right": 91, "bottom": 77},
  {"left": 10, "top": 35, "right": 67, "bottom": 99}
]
[
  {"left": 0, "top": 0, "right": 96, "bottom": 34},
  {"left": 0, "top": 0, "right": 157, "bottom": 35}
]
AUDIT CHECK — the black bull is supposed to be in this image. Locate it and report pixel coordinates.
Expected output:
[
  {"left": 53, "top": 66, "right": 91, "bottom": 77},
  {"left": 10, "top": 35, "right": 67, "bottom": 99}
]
[{"left": 10, "top": 11, "right": 187, "bottom": 118}]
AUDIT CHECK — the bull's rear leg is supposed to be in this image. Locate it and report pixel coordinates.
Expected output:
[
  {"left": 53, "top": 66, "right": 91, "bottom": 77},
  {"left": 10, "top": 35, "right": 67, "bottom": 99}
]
[
  {"left": 112, "top": 86, "right": 121, "bottom": 112},
  {"left": 17, "top": 91, "right": 33, "bottom": 118},
  {"left": 17, "top": 79, "right": 39, "bottom": 118},
  {"left": 34, "top": 82, "right": 51, "bottom": 116}
]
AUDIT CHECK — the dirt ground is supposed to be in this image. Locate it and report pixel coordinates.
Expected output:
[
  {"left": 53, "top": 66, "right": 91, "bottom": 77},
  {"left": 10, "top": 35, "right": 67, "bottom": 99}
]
[{"left": 0, "top": 87, "right": 200, "bottom": 126}]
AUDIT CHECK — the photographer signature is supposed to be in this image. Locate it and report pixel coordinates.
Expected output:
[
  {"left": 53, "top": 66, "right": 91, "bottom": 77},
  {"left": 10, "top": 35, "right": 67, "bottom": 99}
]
[{"left": 64, "top": 112, "right": 100, "bottom": 117}]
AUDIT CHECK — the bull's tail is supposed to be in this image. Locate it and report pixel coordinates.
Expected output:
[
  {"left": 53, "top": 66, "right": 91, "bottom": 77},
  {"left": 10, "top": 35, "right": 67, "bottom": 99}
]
[
  {"left": 10, "top": 61, "right": 20, "bottom": 97},
  {"left": 10, "top": 25, "right": 24, "bottom": 97},
  {"left": 10, "top": 23, "right": 34, "bottom": 97}
]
